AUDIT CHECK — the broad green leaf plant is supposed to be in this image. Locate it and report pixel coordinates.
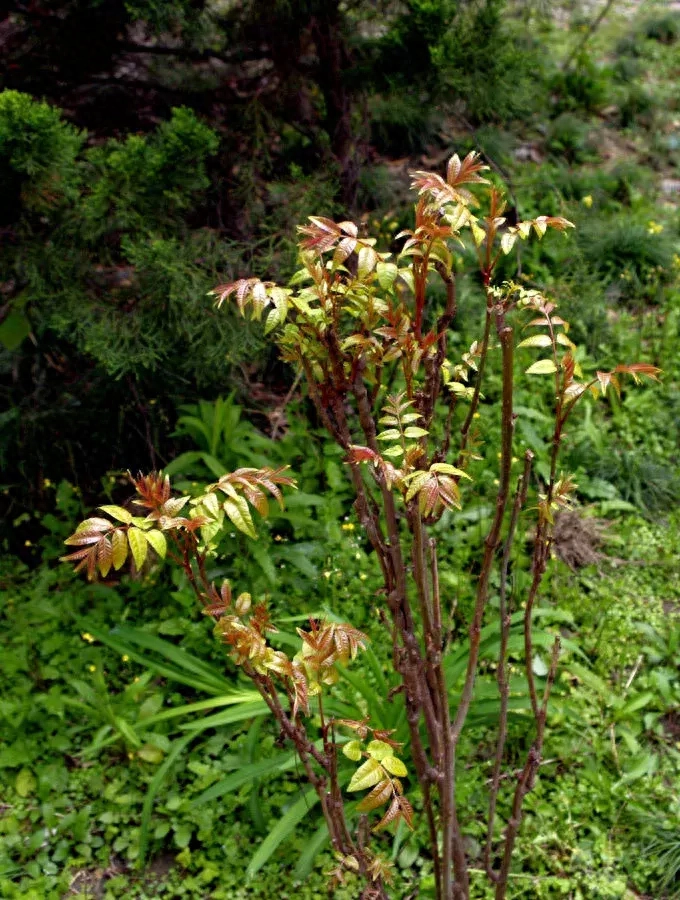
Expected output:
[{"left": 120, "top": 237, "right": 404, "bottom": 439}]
[{"left": 64, "top": 152, "right": 659, "bottom": 899}]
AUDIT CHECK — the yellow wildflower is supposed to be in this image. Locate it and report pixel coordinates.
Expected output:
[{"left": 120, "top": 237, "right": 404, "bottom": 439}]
[
  {"left": 582, "top": 195, "right": 593, "bottom": 208},
  {"left": 82, "top": 632, "right": 95, "bottom": 643}
]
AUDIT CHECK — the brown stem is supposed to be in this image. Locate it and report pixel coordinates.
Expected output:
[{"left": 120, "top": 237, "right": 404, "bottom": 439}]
[
  {"left": 523, "top": 533, "right": 549, "bottom": 721},
  {"left": 410, "top": 510, "right": 442, "bottom": 740},
  {"left": 422, "top": 264, "right": 457, "bottom": 432},
  {"left": 429, "top": 540, "right": 460, "bottom": 900},
  {"left": 494, "top": 638, "right": 560, "bottom": 899},
  {"left": 446, "top": 324, "right": 514, "bottom": 898},
  {"left": 350, "top": 358, "right": 450, "bottom": 894},
  {"left": 255, "top": 675, "right": 360, "bottom": 863},
  {"left": 434, "top": 393, "right": 459, "bottom": 466},
  {"left": 452, "top": 325, "right": 514, "bottom": 743},
  {"left": 457, "top": 306, "right": 493, "bottom": 468},
  {"left": 301, "top": 359, "right": 345, "bottom": 446},
  {"left": 526, "top": 363, "right": 565, "bottom": 718},
  {"left": 319, "top": 692, "right": 355, "bottom": 853},
  {"left": 484, "top": 451, "right": 533, "bottom": 881}
]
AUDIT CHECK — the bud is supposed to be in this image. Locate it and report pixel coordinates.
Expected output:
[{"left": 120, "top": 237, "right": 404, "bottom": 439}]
[{"left": 235, "top": 592, "right": 252, "bottom": 615}]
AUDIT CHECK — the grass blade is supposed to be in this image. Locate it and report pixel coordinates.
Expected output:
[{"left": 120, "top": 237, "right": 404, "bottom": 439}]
[
  {"left": 81, "top": 622, "right": 232, "bottom": 695},
  {"left": 293, "top": 821, "right": 329, "bottom": 880},
  {"left": 191, "top": 753, "right": 297, "bottom": 808},
  {"left": 179, "top": 700, "right": 269, "bottom": 731},
  {"left": 140, "top": 692, "right": 262, "bottom": 728},
  {"left": 246, "top": 787, "right": 320, "bottom": 879}
]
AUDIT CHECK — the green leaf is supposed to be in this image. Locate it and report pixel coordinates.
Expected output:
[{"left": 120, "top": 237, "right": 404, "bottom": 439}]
[
  {"left": 405, "top": 472, "right": 430, "bottom": 503},
  {"left": 348, "top": 757, "right": 383, "bottom": 792},
  {"left": 403, "top": 426, "right": 428, "bottom": 439},
  {"left": 470, "top": 220, "right": 486, "bottom": 247},
  {"left": 357, "top": 245, "right": 378, "bottom": 278},
  {"left": 111, "top": 530, "right": 128, "bottom": 570},
  {"left": 398, "top": 268, "right": 415, "bottom": 292},
  {"left": 15, "top": 769, "right": 36, "bottom": 798},
  {"left": 518, "top": 334, "right": 552, "bottom": 349},
  {"left": 128, "top": 527, "right": 149, "bottom": 569},
  {"left": 500, "top": 232, "right": 517, "bottom": 255},
  {"left": 382, "top": 755, "right": 407, "bottom": 777},
  {"left": 144, "top": 530, "right": 167, "bottom": 559},
  {"left": 223, "top": 494, "right": 257, "bottom": 539},
  {"left": 250, "top": 541, "right": 277, "bottom": 584},
  {"left": 366, "top": 740, "right": 393, "bottom": 761},
  {"left": 377, "top": 429, "right": 402, "bottom": 442},
  {"left": 174, "top": 823, "right": 193, "bottom": 848},
  {"left": 199, "top": 454, "right": 228, "bottom": 478},
  {"left": 430, "top": 463, "right": 471, "bottom": 479},
  {"left": 382, "top": 445, "right": 404, "bottom": 458},
  {"left": 138, "top": 744, "right": 165, "bottom": 764},
  {"left": 376, "top": 261, "right": 398, "bottom": 290},
  {"left": 201, "top": 492, "right": 220, "bottom": 518},
  {"left": 115, "top": 717, "right": 142, "bottom": 748},
  {"left": 246, "top": 788, "right": 320, "bottom": 879},
  {"left": 448, "top": 382, "right": 474, "bottom": 399},
  {"left": 526, "top": 359, "right": 557, "bottom": 375},
  {"left": 342, "top": 740, "right": 363, "bottom": 761},
  {"left": 613, "top": 752, "right": 657, "bottom": 789},
  {"left": 615, "top": 692, "right": 656, "bottom": 721},
  {"left": 0, "top": 309, "right": 31, "bottom": 351},
  {"left": 162, "top": 451, "right": 205, "bottom": 477},
  {"left": 336, "top": 664, "right": 388, "bottom": 729},
  {"left": 264, "top": 296, "right": 288, "bottom": 334},
  {"left": 99, "top": 505, "right": 133, "bottom": 524}
]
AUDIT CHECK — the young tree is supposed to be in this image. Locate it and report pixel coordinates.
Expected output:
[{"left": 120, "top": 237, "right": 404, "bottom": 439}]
[{"left": 64, "top": 152, "right": 659, "bottom": 898}]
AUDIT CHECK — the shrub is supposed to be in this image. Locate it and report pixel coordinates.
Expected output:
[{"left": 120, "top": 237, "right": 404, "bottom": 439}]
[
  {"left": 0, "top": 90, "right": 83, "bottom": 220},
  {"left": 578, "top": 219, "right": 674, "bottom": 302},
  {"left": 432, "top": 2, "right": 546, "bottom": 122},
  {"left": 0, "top": 93, "right": 266, "bottom": 520},
  {"left": 617, "top": 83, "right": 656, "bottom": 129},
  {"left": 546, "top": 113, "right": 598, "bottom": 164},
  {"left": 79, "top": 107, "right": 219, "bottom": 238},
  {"left": 64, "top": 151, "right": 659, "bottom": 898},
  {"left": 643, "top": 12, "right": 680, "bottom": 44},
  {"left": 368, "top": 91, "right": 439, "bottom": 156},
  {"left": 551, "top": 53, "right": 612, "bottom": 114}
]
